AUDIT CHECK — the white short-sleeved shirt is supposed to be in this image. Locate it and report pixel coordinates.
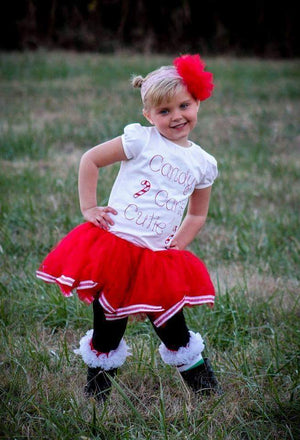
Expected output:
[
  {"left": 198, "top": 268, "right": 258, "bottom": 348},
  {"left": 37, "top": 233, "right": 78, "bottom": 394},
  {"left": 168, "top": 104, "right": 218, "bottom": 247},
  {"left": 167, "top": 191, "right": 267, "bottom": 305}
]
[{"left": 107, "top": 123, "right": 218, "bottom": 250}]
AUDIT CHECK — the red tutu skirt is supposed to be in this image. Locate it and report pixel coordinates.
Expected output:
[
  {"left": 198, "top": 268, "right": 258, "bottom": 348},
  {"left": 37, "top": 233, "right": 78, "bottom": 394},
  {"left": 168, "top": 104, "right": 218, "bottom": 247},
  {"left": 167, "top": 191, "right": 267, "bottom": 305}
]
[{"left": 36, "top": 222, "right": 215, "bottom": 327}]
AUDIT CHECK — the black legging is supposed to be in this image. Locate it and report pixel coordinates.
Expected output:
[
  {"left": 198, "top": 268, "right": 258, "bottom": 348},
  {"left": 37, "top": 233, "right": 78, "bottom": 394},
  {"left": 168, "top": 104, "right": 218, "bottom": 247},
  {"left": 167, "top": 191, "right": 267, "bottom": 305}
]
[{"left": 92, "top": 299, "right": 190, "bottom": 353}]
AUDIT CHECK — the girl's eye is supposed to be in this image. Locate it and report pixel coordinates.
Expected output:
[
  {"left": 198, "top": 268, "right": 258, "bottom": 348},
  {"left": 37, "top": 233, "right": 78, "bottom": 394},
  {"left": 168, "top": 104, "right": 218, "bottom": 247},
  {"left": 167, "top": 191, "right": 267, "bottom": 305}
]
[
  {"left": 159, "top": 109, "right": 169, "bottom": 115},
  {"left": 180, "top": 103, "right": 189, "bottom": 109}
]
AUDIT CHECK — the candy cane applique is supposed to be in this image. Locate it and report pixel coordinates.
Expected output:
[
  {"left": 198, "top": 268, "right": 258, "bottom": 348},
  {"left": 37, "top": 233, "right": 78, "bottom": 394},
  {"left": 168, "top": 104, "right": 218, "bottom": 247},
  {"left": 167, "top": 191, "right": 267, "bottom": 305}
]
[
  {"left": 165, "top": 225, "right": 178, "bottom": 247},
  {"left": 133, "top": 180, "right": 151, "bottom": 198}
]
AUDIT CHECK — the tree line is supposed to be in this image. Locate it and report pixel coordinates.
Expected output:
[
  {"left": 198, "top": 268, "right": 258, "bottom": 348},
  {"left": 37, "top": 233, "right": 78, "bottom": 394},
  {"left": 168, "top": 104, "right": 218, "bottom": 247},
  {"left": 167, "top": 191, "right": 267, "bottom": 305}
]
[{"left": 1, "top": 0, "right": 298, "bottom": 57}]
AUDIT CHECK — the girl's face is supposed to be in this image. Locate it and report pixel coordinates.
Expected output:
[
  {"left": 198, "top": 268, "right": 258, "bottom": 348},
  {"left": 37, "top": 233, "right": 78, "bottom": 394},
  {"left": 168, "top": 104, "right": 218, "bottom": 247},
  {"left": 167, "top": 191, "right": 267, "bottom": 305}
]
[{"left": 143, "top": 88, "right": 200, "bottom": 147}]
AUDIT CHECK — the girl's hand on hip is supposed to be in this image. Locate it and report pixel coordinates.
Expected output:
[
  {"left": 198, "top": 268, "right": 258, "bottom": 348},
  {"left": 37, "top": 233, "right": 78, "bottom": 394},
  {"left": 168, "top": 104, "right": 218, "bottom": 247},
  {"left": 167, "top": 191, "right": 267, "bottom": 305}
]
[
  {"left": 167, "top": 239, "right": 181, "bottom": 250},
  {"left": 83, "top": 206, "right": 117, "bottom": 230}
]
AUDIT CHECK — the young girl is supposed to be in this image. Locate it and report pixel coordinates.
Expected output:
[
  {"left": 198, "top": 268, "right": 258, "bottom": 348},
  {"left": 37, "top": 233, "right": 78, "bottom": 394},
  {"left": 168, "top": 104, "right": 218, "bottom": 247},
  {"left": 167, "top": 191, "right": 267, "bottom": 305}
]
[{"left": 37, "top": 54, "right": 221, "bottom": 401}]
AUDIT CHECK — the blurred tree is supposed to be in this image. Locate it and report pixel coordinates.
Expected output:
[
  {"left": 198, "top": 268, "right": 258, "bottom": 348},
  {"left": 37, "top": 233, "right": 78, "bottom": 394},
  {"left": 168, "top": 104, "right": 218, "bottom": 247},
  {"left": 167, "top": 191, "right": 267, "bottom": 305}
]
[{"left": 0, "top": 0, "right": 298, "bottom": 56}]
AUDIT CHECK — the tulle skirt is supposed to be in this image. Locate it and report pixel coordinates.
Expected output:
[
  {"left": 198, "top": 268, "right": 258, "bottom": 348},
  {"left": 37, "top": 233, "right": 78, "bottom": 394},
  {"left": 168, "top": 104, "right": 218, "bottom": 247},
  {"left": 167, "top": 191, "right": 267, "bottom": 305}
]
[{"left": 36, "top": 222, "right": 215, "bottom": 327}]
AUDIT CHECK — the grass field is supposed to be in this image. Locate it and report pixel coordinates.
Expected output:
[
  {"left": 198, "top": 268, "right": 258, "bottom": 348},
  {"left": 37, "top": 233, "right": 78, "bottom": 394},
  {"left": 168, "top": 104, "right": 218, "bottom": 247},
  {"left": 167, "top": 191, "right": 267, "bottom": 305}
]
[{"left": 0, "top": 51, "right": 299, "bottom": 439}]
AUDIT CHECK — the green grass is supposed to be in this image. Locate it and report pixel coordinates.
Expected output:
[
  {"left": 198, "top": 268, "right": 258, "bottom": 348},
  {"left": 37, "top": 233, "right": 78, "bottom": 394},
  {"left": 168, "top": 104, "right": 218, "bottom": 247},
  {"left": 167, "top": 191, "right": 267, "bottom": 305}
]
[{"left": 0, "top": 51, "right": 299, "bottom": 439}]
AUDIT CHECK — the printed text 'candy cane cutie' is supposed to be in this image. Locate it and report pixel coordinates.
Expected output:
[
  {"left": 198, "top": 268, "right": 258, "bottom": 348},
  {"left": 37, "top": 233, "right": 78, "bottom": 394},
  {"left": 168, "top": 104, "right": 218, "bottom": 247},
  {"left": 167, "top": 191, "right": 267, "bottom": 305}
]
[{"left": 149, "top": 154, "right": 196, "bottom": 195}]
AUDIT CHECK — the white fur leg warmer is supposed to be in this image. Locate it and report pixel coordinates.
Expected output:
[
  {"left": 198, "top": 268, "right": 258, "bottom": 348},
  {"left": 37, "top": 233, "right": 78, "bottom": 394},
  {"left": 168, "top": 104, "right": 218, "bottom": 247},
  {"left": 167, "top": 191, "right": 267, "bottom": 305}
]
[
  {"left": 74, "top": 329, "right": 131, "bottom": 370},
  {"left": 158, "top": 331, "right": 205, "bottom": 366}
]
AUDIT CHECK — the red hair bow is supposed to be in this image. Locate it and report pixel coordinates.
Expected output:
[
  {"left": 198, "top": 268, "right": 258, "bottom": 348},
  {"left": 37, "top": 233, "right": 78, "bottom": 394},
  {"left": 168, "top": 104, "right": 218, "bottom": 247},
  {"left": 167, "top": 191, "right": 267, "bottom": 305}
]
[{"left": 173, "top": 54, "right": 214, "bottom": 101}]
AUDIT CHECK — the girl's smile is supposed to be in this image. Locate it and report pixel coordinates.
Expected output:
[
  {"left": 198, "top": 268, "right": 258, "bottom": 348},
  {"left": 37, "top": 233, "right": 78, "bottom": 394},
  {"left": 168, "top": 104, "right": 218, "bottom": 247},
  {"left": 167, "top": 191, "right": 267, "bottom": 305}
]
[{"left": 143, "top": 89, "right": 200, "bottom": 147}]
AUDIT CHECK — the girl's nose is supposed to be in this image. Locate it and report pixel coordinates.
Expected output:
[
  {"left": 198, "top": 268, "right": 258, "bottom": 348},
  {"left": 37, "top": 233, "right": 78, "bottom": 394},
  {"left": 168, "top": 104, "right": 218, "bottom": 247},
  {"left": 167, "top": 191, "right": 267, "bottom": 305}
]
[{"left": 172, "top": 109, "right": 183, "bottom": 121}]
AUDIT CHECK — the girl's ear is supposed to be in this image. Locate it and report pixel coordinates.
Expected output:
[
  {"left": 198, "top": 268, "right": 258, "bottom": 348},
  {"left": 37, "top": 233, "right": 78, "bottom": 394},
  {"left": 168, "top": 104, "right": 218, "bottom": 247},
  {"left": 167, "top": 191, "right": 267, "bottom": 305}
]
[{"left": 143, "top": 109, "right": 153, "bottom": 125}]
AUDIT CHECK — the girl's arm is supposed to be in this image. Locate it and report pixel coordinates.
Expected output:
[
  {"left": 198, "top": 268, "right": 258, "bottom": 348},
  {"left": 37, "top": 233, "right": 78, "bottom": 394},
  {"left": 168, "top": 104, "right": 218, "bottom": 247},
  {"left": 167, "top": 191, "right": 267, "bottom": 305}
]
[
  {"left": 169, "top": 186, "right": 212, "bottom": 250},
  {"left": 78, "top": 136, "right": 127, "bottom": 229}
]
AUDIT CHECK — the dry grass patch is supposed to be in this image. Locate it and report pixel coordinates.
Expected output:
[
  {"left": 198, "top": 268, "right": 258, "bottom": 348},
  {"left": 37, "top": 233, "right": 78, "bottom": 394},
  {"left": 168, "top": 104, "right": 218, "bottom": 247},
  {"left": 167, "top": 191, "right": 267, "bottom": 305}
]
[{"left": 213, "top": 263, "right": 299, "bottom": 306}]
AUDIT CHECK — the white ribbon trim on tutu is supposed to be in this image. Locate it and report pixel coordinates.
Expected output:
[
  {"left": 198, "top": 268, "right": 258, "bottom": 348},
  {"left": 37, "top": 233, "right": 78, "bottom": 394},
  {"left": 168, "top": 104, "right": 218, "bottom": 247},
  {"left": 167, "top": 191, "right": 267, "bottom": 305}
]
[
  {"left": 153, "top": 295, "right": 214, "bottom": 327},
  {"left": 158, "top": 331, "right": 205, "bottom": 366},
  {"left": 73, "top": 329, "right": 131, "bottom": 370},
  {"left": 99, "top": 293, "right": 164, "bottom": 316},
  {"left": 36, "top": 270, "right": 99, "bottom": 297}
]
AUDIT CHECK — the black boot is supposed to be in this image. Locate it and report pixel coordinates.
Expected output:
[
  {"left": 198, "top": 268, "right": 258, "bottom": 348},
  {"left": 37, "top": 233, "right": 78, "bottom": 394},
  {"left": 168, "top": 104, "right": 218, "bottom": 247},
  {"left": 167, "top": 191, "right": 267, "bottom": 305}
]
[
  {"left": 84, "top": 367, "right": 117, "bottom": 402},
  {"left": 180, "top": 358, "right": 222, "bottom": 396}
]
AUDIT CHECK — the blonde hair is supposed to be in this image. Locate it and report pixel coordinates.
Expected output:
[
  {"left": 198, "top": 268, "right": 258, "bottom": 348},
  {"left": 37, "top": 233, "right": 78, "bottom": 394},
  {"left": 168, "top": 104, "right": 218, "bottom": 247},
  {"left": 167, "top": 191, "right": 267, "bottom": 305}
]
[{"left": 131, "top": 66, "right": 185, "bottom": 110}]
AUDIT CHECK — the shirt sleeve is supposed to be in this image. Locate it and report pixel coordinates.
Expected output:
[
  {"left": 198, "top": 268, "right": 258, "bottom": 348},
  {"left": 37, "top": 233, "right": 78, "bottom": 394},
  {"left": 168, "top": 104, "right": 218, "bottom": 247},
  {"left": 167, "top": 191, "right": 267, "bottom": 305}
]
[
  {"left": 121, "top": 123, "right": 150, "bottom": 159},
  {"left": 195, "top": 155, "right": 218, "bottom": 189}
]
